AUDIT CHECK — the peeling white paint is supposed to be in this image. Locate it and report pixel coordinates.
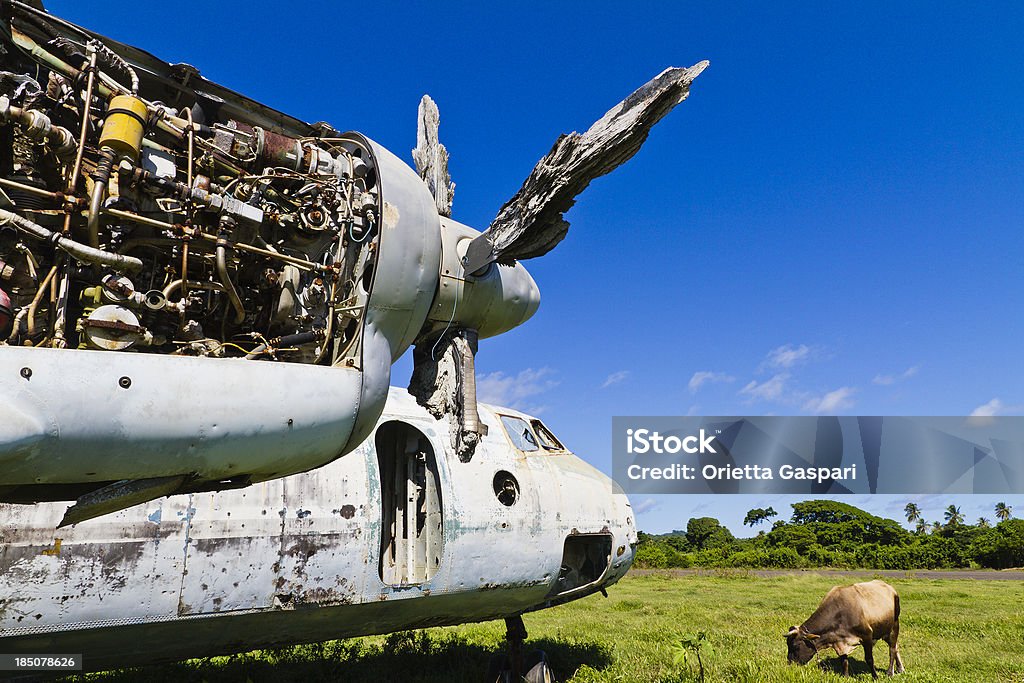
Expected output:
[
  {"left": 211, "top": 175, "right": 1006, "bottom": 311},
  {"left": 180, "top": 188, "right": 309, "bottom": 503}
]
[{"left": 0, "top": 388, "right": 635, "bottom": 670}]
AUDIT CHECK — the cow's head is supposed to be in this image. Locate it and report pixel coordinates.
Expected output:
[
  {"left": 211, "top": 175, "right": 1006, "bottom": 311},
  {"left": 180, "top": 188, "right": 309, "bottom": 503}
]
[{"left": 785, "top": 625, "right": 820, "bottom": 664}]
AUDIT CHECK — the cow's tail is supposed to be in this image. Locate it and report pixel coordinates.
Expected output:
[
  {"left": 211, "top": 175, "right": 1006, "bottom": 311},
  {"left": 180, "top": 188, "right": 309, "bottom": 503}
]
[{"left": 894, "top": 593, "right": 901, "bottom": 622}]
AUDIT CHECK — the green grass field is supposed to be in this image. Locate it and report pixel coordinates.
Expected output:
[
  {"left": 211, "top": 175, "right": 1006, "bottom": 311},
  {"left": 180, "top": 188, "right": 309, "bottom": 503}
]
[{"left": 74, "top": 572, "right": 1024, "bottom": 683}]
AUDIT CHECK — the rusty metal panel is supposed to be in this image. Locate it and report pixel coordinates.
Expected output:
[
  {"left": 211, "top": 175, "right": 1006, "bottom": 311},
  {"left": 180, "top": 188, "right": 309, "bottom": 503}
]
[
  {"left": 274, "top": 456, "right": 370, "bottom": 608},
  {"left": 178, "top": 485, "right": 283, "bottom": 615},
  {"left": 0, "top": 493, "right": 191, "bottom": 632}
]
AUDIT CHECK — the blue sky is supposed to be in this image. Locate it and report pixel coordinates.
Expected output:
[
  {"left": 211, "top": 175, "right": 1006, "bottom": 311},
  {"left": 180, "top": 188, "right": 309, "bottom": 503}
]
[{"left": 47, "top": 1, "right": 1024, "bottom": 534}]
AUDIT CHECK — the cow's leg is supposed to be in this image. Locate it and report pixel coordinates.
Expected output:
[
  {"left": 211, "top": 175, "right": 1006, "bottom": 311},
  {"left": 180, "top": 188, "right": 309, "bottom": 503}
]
[
  {"left": 840, "top": 654, "right": 850, "bottom": 677},
  {"left": 889, "top": 622, "right": 904, "bottom": 675},
  {"left": 885, "top": 635, "right": 903, "bottom": 676},
  {"left": 864, "top": 639, "right": 878, "bottom": 679},
  {"left": 893, "top": 644, "right": 905, "bottom": 674}
]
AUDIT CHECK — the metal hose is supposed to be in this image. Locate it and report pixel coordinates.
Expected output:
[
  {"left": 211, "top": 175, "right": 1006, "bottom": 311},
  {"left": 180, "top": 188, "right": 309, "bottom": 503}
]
[
  {"left": 215, "top": 220, "right": 246, "bottom": 324},
  {"left": 23, "top": 264, "right": 56, "bottom": 339},
  {"left": 245, "top": 329, "right": 324, "bottom": 360},
  {"left": 162, "top": 279, "right": 226, "bottom": 299},
  {"left": 87, "top": 150, "right": 115, "bottom": 248},
  {"left": 0, "top": 208, "right": 143, "bottom": 273},
  {"left": 89, "top": 39, "right": 139, "bottom": 95}
]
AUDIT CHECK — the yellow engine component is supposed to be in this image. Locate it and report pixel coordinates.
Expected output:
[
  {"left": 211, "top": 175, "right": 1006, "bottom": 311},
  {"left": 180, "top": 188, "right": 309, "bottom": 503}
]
[{"left": 98, "top": 95, "right": 148, "bottom": 160}]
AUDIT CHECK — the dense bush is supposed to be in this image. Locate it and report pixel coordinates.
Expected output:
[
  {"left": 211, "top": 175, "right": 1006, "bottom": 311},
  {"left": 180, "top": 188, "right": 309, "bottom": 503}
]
[
  {"left": 971, "top": 519, "right": 1024, "bottom": 569},
  {"left": 633, "top": 501, "right": 1022, "bottom": 571}
]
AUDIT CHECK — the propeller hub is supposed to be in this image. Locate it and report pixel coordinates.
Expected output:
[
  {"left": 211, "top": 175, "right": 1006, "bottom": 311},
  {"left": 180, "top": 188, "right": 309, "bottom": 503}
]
[{"left": 421, "top": 217, "right": 540, "bottom": 341}]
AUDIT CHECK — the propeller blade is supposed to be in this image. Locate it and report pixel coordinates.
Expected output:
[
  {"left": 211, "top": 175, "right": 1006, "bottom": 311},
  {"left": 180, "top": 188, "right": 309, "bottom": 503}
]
[
  {"left": 412, "top": 94, "right": 455, "bottom": 217},
  {"left": 463, "top": 61, "right": 708, "bottom": 273},
  {"left": 58, "top": 475, "right": 188, "bottom": 528}
]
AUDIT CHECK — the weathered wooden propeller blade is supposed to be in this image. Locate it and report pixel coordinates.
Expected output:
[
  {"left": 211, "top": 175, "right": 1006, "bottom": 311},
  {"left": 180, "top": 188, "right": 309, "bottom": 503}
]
[
  {"left": 463, "top": 61, "right": 708, "bottom": 274},
  {"left": 412, "top": 94, "right": 455, "bottom": 217}
]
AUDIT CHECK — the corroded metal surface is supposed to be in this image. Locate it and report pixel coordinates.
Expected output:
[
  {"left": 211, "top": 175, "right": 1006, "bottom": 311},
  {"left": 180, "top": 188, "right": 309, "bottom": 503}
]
[
  {"left": 0, "top": 388, "right": 635, "bottom": 671},
  {"left": 0, "top": 346, "right": 363, "bottom": 485}
]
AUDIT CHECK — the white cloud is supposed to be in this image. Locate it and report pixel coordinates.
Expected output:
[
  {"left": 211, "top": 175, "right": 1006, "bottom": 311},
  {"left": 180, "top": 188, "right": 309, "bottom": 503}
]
[
  {"left": 477, "top": 367, "right": 558, "bottom": 414},
  {"left": 803, "top": 387, "right": 856, "bottom": 414},
  {"left": 764, "top": 344, "right": 811, "bottom": 370},
  {"left": 967, "top": 398, "right": 1024, "bottom": 426},
  {"left": 970, "top": 398, "right": 1003, "bottom": 418},
  {"left": 739, "top": 373, "right": 789, "bottom": 402},
  {"left": 688, "top": 370, "right": 735, "bottom": 394},
  {"left": 601, "top": 370, "right": 630, "bottom": 389},
  {"left": 633, "top": 498, "right": 660, "bottom": 514},
  {"left": 873, "top": 365, "right": 920, "bottom": 386}
]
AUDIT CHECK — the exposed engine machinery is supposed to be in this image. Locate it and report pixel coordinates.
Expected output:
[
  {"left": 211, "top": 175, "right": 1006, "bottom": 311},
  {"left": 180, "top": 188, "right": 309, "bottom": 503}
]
[
  {"left": 0, "top": 0, "right": 705, "bottom": 525},
  {"left": 0, "top": 3, "right": 379, "bottom": 365}
]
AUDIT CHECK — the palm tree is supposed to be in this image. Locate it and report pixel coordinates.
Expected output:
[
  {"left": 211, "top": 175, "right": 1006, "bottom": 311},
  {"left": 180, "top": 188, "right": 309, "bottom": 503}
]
[
  {"left": 995, "top": 502, "right": 1013, "bottom": 522},
  {"left": 977, "top": 517, "right": 991, "bottom": 528},
  {"left": 931, "top": 521, "right": 942, "bottom": 534},
  {"left": 904, "top": 502, "right": 921, "bottom": 526},
  {"left": 915, "top": 518, "right": 928, "bottom": 535},
  {"left": 944, "top": 505, "right": 964, "bottom": 527}
]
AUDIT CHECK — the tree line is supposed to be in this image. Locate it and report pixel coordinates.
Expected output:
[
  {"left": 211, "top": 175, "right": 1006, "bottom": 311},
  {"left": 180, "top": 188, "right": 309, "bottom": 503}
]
[{"left": 635, "top": 500, "right": 1023, "bottom": 570}]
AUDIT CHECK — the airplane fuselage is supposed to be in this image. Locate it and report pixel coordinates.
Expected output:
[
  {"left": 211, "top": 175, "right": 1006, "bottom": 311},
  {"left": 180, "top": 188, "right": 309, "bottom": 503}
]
[{"left": 0, "top": 387, "right": 635, "bottom": 672}]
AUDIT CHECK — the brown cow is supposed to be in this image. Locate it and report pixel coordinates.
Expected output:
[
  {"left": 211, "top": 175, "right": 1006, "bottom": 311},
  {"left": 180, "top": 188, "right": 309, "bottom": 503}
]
[{"left": 786, "top": 579, "right": 904, "bottom": 678}]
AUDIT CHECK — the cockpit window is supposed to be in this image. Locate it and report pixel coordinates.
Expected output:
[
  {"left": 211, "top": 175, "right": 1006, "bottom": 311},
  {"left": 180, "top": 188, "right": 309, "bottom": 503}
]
[
  {"left": 531, "top": 419, "right": 565, "bottom": 451},
  {"left": 499, "top": 415, "right": 539, "bottom": 452}
]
